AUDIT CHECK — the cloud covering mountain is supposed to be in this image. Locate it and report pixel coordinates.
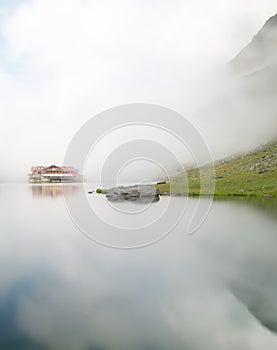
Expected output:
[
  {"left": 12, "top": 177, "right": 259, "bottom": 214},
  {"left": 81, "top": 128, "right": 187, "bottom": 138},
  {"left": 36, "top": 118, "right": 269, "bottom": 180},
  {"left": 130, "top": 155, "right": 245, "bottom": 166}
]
[{"left": 0, "top": 0, "right": 277, "bottom": 181}]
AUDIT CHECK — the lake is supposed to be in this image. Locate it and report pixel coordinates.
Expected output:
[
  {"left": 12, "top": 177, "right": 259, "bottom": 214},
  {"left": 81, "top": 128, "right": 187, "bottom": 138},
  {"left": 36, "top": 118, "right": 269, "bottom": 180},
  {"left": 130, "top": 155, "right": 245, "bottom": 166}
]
[{"left": 0, "top": 184, "right": 277, "bottom": 350}]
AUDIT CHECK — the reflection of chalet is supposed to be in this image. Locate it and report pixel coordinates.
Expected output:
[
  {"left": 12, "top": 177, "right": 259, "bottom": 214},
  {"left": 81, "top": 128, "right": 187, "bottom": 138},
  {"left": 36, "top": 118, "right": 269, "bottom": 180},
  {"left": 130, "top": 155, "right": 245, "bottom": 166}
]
[
  {"left": 29, "top": 165, "right": 79, "bottom": 183},
  {"left": 32, "top": 184, "right": 79, "bottom": 197}
]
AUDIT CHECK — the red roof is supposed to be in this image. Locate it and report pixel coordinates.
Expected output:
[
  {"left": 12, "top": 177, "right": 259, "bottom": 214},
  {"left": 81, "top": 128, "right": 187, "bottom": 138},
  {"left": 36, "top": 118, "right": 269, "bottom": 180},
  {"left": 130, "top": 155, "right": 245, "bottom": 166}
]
[{"left": 31, "top": 165, "right": 78, "bottom": 175}]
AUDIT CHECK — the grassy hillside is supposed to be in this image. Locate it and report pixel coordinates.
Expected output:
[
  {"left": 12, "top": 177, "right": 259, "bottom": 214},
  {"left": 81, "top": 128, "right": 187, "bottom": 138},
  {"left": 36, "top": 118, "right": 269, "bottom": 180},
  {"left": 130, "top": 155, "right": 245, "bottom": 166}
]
[{"left": 156, "top": 139, "right": 277, "bottom": 197}]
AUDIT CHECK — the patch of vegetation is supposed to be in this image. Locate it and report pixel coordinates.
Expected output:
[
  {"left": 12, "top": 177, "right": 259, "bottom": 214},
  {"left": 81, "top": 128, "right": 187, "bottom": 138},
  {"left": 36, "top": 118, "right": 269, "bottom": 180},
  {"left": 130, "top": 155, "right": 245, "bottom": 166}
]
[
  {"left": 96, "top": 188, "right": 107, "bottom": 194},
  {"left": 156, "top": 139, "right": 277, "bottom": 198}
]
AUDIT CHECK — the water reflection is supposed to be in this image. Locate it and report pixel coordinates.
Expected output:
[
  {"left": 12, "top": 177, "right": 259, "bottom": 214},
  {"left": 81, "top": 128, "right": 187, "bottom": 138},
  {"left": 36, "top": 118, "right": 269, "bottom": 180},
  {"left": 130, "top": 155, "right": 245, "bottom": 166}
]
[
  {"left": 0, "top": 184, "right": 277, "bottom": 350},
  {"left": 214, "top": 196, "right": 277, "bottom": 222},
  {"left": 106, "top": 194, "right": 160, "bottom": 204},
  {"left": 31, "top": 184, "right": 80, "bottom": 198}
]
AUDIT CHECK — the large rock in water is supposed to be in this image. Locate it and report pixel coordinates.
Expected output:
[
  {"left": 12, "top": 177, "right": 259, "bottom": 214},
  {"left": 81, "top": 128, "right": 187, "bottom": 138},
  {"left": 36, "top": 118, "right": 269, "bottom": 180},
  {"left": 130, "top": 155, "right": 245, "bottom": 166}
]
[{"left": 105, "top": 185, "right": 160, "bottom": 203}]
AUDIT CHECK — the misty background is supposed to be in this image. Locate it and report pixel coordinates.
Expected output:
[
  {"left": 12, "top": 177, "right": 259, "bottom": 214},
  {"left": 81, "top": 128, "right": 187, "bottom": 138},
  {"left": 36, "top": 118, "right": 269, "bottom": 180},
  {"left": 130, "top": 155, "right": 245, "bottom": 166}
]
[{"left": 0, "top": 0, "right": 277, "bottom": 182}]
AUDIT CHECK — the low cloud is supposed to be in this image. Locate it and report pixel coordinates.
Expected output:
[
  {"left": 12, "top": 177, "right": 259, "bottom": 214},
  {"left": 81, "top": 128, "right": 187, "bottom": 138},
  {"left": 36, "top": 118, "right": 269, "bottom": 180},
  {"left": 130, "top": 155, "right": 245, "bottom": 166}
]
[{"left": 0, "top": 0, "right": 277, "bottom": 181}]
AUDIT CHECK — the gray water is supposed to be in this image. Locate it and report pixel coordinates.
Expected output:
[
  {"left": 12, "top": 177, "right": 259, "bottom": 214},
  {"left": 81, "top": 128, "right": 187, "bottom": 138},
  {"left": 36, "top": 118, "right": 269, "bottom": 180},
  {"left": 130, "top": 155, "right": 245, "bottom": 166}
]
[{"left": 0, "top": 184, "right": 277, "bottom": 350}]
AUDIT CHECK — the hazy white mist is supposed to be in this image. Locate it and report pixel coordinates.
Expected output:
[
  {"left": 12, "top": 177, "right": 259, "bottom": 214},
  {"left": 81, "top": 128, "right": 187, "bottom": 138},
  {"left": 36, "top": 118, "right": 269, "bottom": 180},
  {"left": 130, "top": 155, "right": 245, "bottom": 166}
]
[{"left": 0, "top": 0, "right": 277, "bottom": 181}]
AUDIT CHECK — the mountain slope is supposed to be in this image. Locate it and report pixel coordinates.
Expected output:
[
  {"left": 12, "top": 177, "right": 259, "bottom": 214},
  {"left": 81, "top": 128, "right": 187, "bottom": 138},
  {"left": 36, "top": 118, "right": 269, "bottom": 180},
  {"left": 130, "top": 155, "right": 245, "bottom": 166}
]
[
  {"left": 229, "top": 13, "right": 277, "bottom": 76},
  {"left": 192, "top": 12, "right": 277, "bottom": 160},
  {"left": 157, "top": 139, "right": 277, "bottom": 197},
  {"left": 156, "top": 16, "right": 277, "bottom": 197}
]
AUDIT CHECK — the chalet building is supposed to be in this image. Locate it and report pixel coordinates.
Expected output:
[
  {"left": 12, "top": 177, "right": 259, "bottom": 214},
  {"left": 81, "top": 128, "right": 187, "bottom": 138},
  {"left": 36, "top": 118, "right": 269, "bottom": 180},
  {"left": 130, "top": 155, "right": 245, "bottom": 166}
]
[
  {"left": 31, "top": 166, "right": 45, "bottom": 175},
  {"left": 29, "top": 165, "right": 79, "bottom": 182}
]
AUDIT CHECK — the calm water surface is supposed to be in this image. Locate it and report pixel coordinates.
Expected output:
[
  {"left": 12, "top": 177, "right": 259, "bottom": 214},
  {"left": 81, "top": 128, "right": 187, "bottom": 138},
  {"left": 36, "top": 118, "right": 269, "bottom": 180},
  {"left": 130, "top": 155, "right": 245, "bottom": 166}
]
[{"left": 0, "top": 184, "right": 277, "bottom": 350}]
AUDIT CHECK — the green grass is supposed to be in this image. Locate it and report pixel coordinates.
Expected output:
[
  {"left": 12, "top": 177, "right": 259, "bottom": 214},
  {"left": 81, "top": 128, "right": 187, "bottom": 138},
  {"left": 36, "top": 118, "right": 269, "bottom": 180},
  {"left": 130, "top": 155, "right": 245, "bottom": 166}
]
[{"left": 156, "top": 139, "right": 277, "bottom": 198}]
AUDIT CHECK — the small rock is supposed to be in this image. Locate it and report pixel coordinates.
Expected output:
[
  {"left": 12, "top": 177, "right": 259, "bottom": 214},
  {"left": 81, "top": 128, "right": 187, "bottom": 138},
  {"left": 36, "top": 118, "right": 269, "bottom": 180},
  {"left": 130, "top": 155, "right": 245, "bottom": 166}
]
[
  {"left": 258, "top": 170, "right": 270, "bottom": 174},
  {"left": 104, "top": 185, "right": 160, "bottom": 203}
]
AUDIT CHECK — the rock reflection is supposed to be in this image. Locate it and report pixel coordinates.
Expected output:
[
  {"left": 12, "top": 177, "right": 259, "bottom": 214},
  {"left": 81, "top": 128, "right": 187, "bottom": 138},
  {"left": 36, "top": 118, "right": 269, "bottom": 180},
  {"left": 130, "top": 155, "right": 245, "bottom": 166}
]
[{"left": 106, "top": 194, "right": 160, "bottom": 204}]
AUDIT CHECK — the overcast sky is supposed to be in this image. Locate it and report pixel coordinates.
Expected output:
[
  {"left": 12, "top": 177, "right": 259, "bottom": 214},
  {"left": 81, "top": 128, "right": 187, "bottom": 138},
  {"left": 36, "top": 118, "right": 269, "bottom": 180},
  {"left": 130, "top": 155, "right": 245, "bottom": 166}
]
[{"left": 0, "top": 0, "right": 276, "bottom": 181}]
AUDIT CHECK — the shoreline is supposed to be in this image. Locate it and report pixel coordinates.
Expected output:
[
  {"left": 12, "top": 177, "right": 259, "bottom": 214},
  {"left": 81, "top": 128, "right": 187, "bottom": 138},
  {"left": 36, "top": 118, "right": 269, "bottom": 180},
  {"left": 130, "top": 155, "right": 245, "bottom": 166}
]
[{"left": 96, "top": 184, "right": 276, "bottom": 199}]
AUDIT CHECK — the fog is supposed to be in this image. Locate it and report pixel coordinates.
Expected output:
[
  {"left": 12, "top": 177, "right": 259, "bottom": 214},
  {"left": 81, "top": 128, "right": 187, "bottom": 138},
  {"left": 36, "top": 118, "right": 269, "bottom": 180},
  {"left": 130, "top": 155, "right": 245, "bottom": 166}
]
[{"left": 0, "top": 0, "right": 277, "bottom": 182}]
